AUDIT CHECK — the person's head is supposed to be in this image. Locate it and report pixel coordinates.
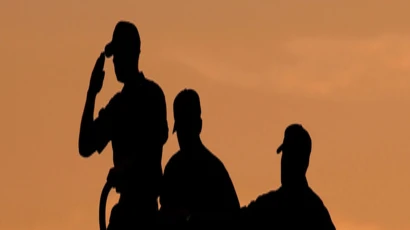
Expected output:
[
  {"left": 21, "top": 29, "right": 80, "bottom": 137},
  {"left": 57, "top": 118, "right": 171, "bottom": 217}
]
[
  {"left": 172, "top": 89, "right": 202, "bottom": 149},
  {"left": 276, "top": 124, "right": 312, "bottom": 185},
  {"left": 104, "top": 21, "right": 141, "bottom": 83}
]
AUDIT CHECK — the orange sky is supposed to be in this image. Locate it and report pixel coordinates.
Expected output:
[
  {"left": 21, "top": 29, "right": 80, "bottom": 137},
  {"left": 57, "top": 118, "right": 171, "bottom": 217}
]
[{"left": 2, "top": 0, "right": 410, "bottom": 229}]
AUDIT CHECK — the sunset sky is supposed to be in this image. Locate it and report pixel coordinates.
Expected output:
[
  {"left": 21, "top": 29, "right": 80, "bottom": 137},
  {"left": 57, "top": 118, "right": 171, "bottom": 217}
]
[{"left": 2, "top": 0, "right": 410, "bottom": 229}]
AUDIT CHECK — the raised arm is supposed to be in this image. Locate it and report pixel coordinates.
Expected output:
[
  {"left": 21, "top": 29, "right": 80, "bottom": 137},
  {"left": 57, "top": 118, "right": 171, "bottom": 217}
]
[
  {"left": 78, "top": 53, "right": 111, "bottom": 157},
  {"left": 78, "top": 90, "right": 98, "bottom": 157}
]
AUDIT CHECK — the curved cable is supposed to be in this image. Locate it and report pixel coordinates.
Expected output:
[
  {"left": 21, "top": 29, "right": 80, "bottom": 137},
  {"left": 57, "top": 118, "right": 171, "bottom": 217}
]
[{"left": 99, "top": 181, "right": 113, "bottom": 230}]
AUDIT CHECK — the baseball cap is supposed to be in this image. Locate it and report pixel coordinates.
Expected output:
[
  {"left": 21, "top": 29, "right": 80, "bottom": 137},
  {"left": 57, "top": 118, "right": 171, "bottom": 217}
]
[
  {"left": 276, "top": 124, "right": 312, "bottom": 154},
  {"left": 172, "top": 89, "right": 202, "bottom": 134},
  {"left": 104, "top": 21, "right": 141, "bottom": 58}
]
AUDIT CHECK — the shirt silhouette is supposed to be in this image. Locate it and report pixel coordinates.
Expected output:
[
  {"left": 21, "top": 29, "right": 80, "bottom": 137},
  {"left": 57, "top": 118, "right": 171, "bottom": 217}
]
[
  {"left": 78, "top": 21, "right": 168, "bottom": 229},
  {"left": 159, "top": 89, "right": 240, "bottom": 224},
  {"left": 241, "top": 124, "right": 335, "bottom": 229}
]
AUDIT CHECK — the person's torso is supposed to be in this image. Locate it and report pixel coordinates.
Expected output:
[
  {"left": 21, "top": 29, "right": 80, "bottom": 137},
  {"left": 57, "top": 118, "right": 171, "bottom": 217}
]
[
  {"left": 170, "top": 148, "right": 237, "bottom": 212},
  {"left": 248, "top": 186, "right": 332, "bottom": 228},
  {"left": 110, "top": 77, "right": 164, "bottom": 194}
]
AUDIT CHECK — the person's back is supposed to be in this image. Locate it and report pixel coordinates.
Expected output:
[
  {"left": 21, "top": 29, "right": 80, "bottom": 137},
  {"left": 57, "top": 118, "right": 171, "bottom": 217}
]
[
  {"left": 159, "top": 89, "right": 240, "bottom": 224},
  {"left": 242, "top": 184, "right": 335, "bottom": 229},
  {"left": 161, "top": 146, "right": 240, "bottom": 220}
]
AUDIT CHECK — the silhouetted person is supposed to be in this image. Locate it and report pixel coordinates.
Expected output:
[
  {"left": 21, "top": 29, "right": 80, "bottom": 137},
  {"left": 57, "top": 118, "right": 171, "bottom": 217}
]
[
  {"left": 78, "top": 21, "right": 168, "bottom": 229},
  {"left": 240, "top": 124, "right": 335, "bottom": 229},
  {"left": 159, "top": 89, "right": 240, "bottom": 224}
]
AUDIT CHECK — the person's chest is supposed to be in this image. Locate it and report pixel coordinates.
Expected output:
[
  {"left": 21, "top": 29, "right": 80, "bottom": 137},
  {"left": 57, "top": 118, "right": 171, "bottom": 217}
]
[
  {"left": 173, "top": 156, "right": 215, "bottom": 192},
  {"left": 273, "top": 190, "right": 324, "bottom": 226},
  {"left": 110, "top": 91, "right": 152, "bottom": 133}
]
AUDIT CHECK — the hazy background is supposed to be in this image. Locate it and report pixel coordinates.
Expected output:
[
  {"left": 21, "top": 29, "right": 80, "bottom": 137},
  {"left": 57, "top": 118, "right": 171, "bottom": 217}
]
[{"left": 2, "top": 0, "right": 410, "bottom": 229}]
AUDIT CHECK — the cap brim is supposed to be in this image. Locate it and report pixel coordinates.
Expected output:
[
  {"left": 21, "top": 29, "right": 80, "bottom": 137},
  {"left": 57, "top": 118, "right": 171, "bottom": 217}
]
[
  {"left": 104, "top": 42, "right": 114, "bottom": 58},
  {"left": 276, "top": 144, "right": 283, "bottom": 154}
]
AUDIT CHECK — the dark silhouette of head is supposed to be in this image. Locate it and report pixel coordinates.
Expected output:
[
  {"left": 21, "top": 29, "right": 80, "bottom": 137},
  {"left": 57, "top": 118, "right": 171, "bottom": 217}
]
[
  {"left": 104, "top": 21, "right": 141, "bottom": 83},
  {"left": 276, "top": 124, "right": 312, "bottom": 186},
  {"left": 172, "top": 89, "right": 202, "bottom": 150}
]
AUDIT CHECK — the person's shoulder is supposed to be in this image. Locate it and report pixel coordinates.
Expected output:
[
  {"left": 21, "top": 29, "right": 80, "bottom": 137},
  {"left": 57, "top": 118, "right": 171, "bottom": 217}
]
[
  {"left": 201, "top": 148, "right": 229, "bottom": 172},
  {"left": 306, "top": 187, "right": 335, "bottom": 227},
  {"left": 110, "top": 92, "right": 122, "bottom": 102},
  {"left": 246, "top": 190, "right": 279, "bottom": 209},
  {"left": 164, "top": 151, "right": 183, "bottom": 171},
  {"left": 306, "top": 187, "right": 325, "bottom": 204},
  {"left": 202, "top": 147, "right": 222, "bottom": 163},
  {"left": 100, "top": 92, "right": 122, "bottom": 114},
  {"left": 305, "top": 187, "right": 333, "bottom": 214},
  {"left": 143, "top": 75, "right": 165, "bottom": 95},
  {"left": 256, "top": 190, "right": 280, "bottom": 203}
]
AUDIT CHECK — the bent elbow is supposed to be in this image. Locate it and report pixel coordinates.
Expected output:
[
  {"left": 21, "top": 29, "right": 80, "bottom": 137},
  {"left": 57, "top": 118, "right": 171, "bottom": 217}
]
[
  {"left": 78, "top": 140, "right": 95, "bottom": 158},
  {"left": 79, "top": 149, "right": 93, "bottom": 158},
  {"left": 78, "top": 146, "right": 93, "bottom": 158},
  {"left": 78, "top": 127, "right": 98, "bottom": 158}
]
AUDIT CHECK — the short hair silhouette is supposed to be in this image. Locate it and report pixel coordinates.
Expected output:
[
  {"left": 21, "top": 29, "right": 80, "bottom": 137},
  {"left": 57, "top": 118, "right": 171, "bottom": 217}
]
[
  {"left": 104, "top": 21, "right": 141, "bottom": 58},
  {"left": 172, "top": 89, "right": 202, "bottom": 134}
]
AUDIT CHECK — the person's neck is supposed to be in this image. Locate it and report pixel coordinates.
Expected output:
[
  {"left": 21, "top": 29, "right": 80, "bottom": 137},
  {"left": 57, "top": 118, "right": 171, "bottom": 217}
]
[
  {"left": 122, "top": 69, "right": 143, "bottom": 88},
  {"left": 180, "top": 137, "right": 203, "bottom": 152},
  {"left": 282, "top": 176, "right": 308, "bottom": 189}
]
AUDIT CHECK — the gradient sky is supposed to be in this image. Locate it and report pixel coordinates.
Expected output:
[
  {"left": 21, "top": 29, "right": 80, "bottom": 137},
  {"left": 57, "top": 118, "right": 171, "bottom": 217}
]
[{"left": 2, "top": 0, "right": 410, "bottom": 229}]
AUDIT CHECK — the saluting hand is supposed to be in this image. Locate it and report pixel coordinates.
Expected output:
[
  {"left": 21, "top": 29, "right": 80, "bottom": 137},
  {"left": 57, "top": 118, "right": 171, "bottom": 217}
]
[{"left": 88, "top": 52, "right": 105, "bottom": 95}]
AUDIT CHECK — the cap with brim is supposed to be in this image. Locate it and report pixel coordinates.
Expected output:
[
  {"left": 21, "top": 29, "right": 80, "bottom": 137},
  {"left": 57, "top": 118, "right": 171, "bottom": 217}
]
[
  {"left": 104, "top": 21, "right": 141, "bottom": 58},
  {"left": 104, "top": 42, "right": 114, "bottom": 58},
  {"left": 276, "top": 124, "right": 311, "bottom": 154},
  {"left": 276, "top": 144, "right": 284, "bottom": 154}
]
